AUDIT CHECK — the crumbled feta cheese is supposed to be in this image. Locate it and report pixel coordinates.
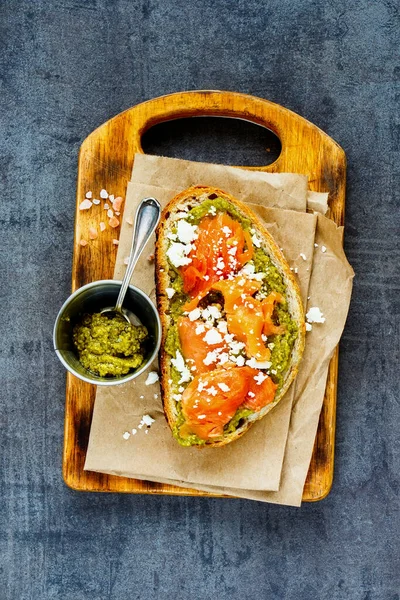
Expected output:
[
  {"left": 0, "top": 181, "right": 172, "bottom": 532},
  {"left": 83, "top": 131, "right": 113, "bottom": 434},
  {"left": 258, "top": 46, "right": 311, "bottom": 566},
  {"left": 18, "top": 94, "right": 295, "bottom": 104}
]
[
  {"left": 176, "top": 219, "right": 198, "bottom": 244},
  {"left": 123, "top": 256, "right": 129, "bottom": 265},
  {"left": 131, "top": 429, "right": 137, "bottom": 435},
  {"left": 314, "top": 243, "right": 319, "bottom": 248},
  {"left": 206, "top": 386, "right": 218, "bottom": 396},
  {"left": 173, "top": 394, "right": 182, "bottom": 402},
  {"left": 195, "top": 323, "right": 206, "bottom": 335},
  {"left": 240, "top": 263, "right": 255, "bottom": 276},
  {"left": 85, "top": 191, "right": 92, "bottom": 199},
  {"left": 229, "top": 340, "right": 246, "bottom": 354},
  {"left": 235, "top": 355, "right": 245, "bottom": 367},
  {"left": 218, "top": 352, "right": 230, "bottom": 365},
  {"left": 198, "top": 414, "right": 206, "bottom": 420},
  {"left": 167, "top": 242, "right": 192, "bottom": 267},
  {"left": 204, "top": 329, "right": 223, "bottom": 345},
  {"left": 254, "top": 372, "right": 268, "bottom": 385},
  {"left": 145, "top": 371, "right": 159, "bottom": 385},
  {"left": 222, "top": 226, "right": 232, "bottom": 236},
  {"left": 261, "top": 334, "right": 267, "bottom": 342},
  {"left": 171, "top": 351, "right": 192, "bottom": 383},
  {"left": 203, "top": 351, "right": 218, "bottom": 366},
  {"left": 248, "top": 391, "right": 255, "bottom": 398},
  {"left": 294, "top": 267, "right": 298, "bottom": 274},
  {"left": 99, "top": 221, "right": 106, "bottom": 232},
  {"left": 208, "top": 205, "right": 217, "bottom": 216},
  {"left": 142, "top": 414, "right": 155, "bottom": 427},
  {"left": 217, "top": 320, "right": 228, "bottom": 333},
  {"left": 109, "top": 194, "right": 115, "bottom": 203},
  {"left": 100, "top": 188, "right": 108, "bottom": 199},
  {"left": 306, "top": 307, "right": 326, "bottom": 324},
  {"left": 188, "top": 308, "right": 201, "bottom": 321},
  {"left": 103, "top": 203, "right": 110, "bottom": 210},
  {"left": 166, "top": 287, "right": 175, "bottom": 299},
  {"left": 227, "top": 246, "right": 237, "bottom": 256},
  {"left": 268, "top": 342, "right": 275, "bottom": 350},
  {"left": 246, "top": 357, "right": 272, "bottom": 370},
  {"left": 251, "top": 234, "right": 261, "bottom": 248},
  {"left": 305, "top": 322, "right": 313, "bottom": 331},
  {"left": 300, "top": 253, "right": 307, "bottom": 261},
  {"left": 122, "top": 431, "right": 130, "bottom": 440},
  {"left": 321, "top": 246, "right": 327, "bottom": 253},
  {"left": 107, "top": 208, "right": 114, "bottom": 218},
  {"left": 271, "top": 369, "right": 277, "bottom": 375},
  {"left": 218, "top": 383, "right": 230, "bottom": 392},
  {"left": 92, "top": 198, "right": 100, "bottom": 205}
]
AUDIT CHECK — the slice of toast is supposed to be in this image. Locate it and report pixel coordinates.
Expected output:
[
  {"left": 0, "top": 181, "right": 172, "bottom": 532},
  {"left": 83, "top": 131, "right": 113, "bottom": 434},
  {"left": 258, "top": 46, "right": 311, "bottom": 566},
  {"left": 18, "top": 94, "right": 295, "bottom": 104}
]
[{"left": 155, "top": 185, "right": 305, "bottom": 448}]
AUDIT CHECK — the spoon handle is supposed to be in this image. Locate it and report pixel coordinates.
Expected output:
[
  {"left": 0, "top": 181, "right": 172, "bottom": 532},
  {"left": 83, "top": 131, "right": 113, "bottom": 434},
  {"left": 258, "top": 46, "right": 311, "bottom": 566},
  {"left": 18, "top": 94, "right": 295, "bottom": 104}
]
[{"left": 115, "top": 197, "right": 161, "bottom": 313}]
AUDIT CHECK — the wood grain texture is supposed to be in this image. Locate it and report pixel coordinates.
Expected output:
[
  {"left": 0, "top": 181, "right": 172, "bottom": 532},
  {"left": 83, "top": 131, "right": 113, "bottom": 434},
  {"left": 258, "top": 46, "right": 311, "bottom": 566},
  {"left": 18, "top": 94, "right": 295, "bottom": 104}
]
[{"left": 64, "top": 90, "right": 346, "bottom": 501}]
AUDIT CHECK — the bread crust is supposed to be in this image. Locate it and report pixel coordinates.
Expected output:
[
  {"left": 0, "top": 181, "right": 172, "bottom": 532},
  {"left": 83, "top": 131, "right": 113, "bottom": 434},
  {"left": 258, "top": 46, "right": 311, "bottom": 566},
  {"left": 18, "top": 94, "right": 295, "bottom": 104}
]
[{"left": 155, "top": 185, "right": 305, "bottom": 448}]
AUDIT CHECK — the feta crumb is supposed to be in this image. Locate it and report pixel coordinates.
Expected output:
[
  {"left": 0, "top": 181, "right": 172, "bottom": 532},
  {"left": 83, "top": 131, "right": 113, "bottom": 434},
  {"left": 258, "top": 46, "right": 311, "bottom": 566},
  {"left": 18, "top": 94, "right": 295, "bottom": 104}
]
[
  {"left": 271, "top": 369, "right": 277, "bottom": 375},
  {"left": 294, "top": 267, "right": 298, "bottom": 274},
  {"left": 203, "top": 351, "right": 218, "bottom": 366},
  {"left": 218, "top": 383, "right": 230, "bottom": 392},
  {"left": 107, "top": 208, "right": 114, "bottom": 218},
  {"left": 103, "top": 203, "right": 110, "bottom": 210},
  {"left": 235, "top": 355, "right": 245, "bottom": 367},
  {"left": 268, "top": 342, "right": 275, "bottom": 350},
  {"left": 248, "top": 391, "right": 255, "bottom": 398},
  {"left": 173, "top": 394, "right": 182, "bottom": 402},
  {"left": 300, "top": 253, "right": 307, "bottom": 261},
  {"left": 99, "top": 221, "right": 106, "bottom": 232},
  {"left": 145, "top": 371, "right": 159, "bottom": 385},
  {"left": 227, "top": 246, "right": 237, "bottom": 256},
  {"left": 142, "top": 414, "right": 155, "bottom": 427},
  {"left": 176, "top": 219, "right": 198, "bottom": 244},
  {"left": 92, "top": 198, "right": 100, "bottom": 205},
  {"left": 166, "top": 287, "right": 175, "bottom": 299},
  {"left": 261, "top": 334, "right": 267, "bottom": 342},
  {"left": 85, "top": 191, "right": 92, "bottom": 199},
  {"left": 202, "top": 305, "right": 221, "bottom": 321},
  {"left": 203, "top": 329, "right": 223, "bottom": 345},
  {"left": 251, "top": 234, "right": 261, "bottom": 248},
  {"left": 306, "top": 307, "right": 326, "bottom": 324},
  {"left": 171, "top": 351, "right": 192, "bottom": 383},
  {"left": 314, "top": 243, "right": 319, "bottom": 248},
  {"left": 123, "top": 256, "right": 129, "bottom": 265},
  {"left": 208, "top": 205, "right": 217, "bottom": 216},
  {"left": 305, "top": 322, "right": 313, "bottom": 331},
  {"left": 131, "top": 429, "right": 137, "bottom": 435},
  {"left": 100, "top": 189, "right": 108, "bottom": 199},
  {"left": 122, "top": 431, "right": 130, "bottom": 440},
  {"left": 188, "top": 308, "right": 201, "bottom": 321},
  {"left": 166, "top": 242, "right": 192, "bottom": 267},
  {"left": 195, "top": 323, "right": 206, "bottom": 335},
  {"left": 254, "top": 372, "right": 268, "bottom": 385},
  {"left": 246, "top": 358, "right": 272, "bottom": 369},
  {"left": 206, "top": 386, "right": 218, "bottom": 396},
  {"left": 217, "top": 320, "right": 228, "bottom": 333},
  {"left": 198, "top": 414, "right": 206, "bottom": 420},
  {"left": 321, "top": 246, "right": 327, "bottom": 253}
]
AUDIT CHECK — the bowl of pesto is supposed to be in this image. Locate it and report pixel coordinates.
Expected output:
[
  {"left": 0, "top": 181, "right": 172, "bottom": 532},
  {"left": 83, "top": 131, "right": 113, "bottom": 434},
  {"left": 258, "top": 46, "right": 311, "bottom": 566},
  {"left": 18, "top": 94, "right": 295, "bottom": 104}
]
[{"left": 53, "top": 280, "right": 161, "bottom": 386}]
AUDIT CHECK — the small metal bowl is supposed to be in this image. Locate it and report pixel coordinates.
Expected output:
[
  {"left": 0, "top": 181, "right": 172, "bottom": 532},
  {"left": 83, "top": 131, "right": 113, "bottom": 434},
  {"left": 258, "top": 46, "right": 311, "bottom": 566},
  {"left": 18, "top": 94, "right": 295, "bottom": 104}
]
[{"left": 53, "top": 280, "right": 161, "bottom": 386}]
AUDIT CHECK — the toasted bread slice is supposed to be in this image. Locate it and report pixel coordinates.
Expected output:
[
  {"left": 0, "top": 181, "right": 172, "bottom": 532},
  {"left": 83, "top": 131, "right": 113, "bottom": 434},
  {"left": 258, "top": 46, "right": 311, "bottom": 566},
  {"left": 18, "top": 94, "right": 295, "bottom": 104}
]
[{"left": 155, "top": 185, "right": 305, "bottom": 448}]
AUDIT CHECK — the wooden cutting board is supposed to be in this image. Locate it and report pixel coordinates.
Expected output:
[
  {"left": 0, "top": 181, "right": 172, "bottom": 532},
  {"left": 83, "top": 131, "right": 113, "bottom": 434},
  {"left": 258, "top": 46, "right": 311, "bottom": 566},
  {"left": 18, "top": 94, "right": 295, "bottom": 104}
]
[{"left": 64, "top": 90, "right": 346, "bottom": 501}]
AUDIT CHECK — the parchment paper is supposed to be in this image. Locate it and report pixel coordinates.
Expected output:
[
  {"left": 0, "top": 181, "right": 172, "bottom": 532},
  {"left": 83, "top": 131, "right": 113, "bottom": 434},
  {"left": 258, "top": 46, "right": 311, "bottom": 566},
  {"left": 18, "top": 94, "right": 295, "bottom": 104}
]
[
  {"left": 84, "top": 184, "right": 316, "bottom": 491},
  {"left": 84, "top": 155, "right": 354, "bottom": 505}
]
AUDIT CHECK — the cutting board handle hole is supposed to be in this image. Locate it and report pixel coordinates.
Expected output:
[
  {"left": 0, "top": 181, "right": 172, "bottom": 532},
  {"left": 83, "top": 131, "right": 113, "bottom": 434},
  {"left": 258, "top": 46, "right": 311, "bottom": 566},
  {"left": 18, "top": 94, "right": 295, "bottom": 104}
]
[{"left": 141, "top": 117, "right": 281, "bottom": 167}]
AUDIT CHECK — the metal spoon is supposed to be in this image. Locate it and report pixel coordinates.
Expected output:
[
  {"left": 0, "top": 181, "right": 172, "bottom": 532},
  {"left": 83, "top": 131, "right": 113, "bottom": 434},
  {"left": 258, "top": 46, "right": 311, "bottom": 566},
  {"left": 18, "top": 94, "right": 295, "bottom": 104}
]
[{"left": 101, "top": 197, "right": 161, "bottom": 324}]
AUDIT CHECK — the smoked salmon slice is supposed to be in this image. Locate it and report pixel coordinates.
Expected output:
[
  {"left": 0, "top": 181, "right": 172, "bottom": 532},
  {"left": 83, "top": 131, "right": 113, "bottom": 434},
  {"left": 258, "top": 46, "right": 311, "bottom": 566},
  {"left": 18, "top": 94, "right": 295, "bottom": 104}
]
[
  {"left": 179, "top": 366, "right": 278, "bottom": 440},
  {"left": 178, "top": 316, "right": 228, "bottom": 375}
]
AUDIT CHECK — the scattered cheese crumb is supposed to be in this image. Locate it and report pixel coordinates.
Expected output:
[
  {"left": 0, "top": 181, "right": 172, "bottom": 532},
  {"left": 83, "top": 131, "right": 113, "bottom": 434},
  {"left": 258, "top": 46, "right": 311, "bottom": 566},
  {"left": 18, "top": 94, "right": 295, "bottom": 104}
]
[
  {"left": 107, "top": 208, "right": 114, "bottom": 218},
  {"left": 89, "top": 227, "right": 97, "bottom": 240},
  {"left": 79, "top": 199, "right": 92, "bottom": 210},
  {"left": 131, "top": 429, "right": 137, "bottom": 436},
  {"left": 254, "top": 372, "right": 268, "bottom": 385},
  {"left": 305, "top": 322, "right": 313, "bottom": 331},
  {"left": 217, "top": 383, "right": 230, "bottom": 392},
  {"left": 251, "top": 234, "right": 261, "bottom": 248},
  {"left": 167, "top": 242, "right": 192, "bottom": 267},
  {"left": 236, "top": 355, "right": 245, "bottom": 367},
  {"left": 195, "top": 323, "right": 206, "bottom": 335},
  {"left": 171, "top": 351, "right": 192, "bottom": 383},
  {"left": 122, "top": 431, "right": 130, "bottom": 440},
  {"left": 85, "top": 191, "right": 92, "bottom": 199},
  {"left": 145, "top": 371, "right": 159, "bottom": 385},
  {"left": 109, "top": 194, "right": 115, "bottom": 203},
  {"left": 166, "top": 287, "right": 175, "bottom": 299},
  {"left": 203, "top": 329, "right": 223, "bottom": 345},
  {"left": 300, "top": 253, "right": 307, "bottom": 261},
  {"left": 141, "top": 414, "right": 155, "bottom": 427},
  {"left": 112, "top": 239, "right": 119, "bottom": 245},
  {"left": 147, "top": 253, "right": 155, "bottom": 262},
  {"left": 321, "top": 246, "right": 327, "bottom": 253},
  {"left": 123, "top": 256, "right": 129, "bottom": 265},
  {"left": 92, "top": 198, "right": 100, "bottom": 205},
  {"left": 103, "top": 203, "right": 110, "bottom": 210},
  {"left": 100, "top": 189, "right": 108, "bottom": 199},
  {"left": 314, "top": 243, "right": 319, "bottom": 248},
  {"left": 306, "top": 307, "right": 326, "bottom": 324},
  {"left": 188, "top": 308, "right": 201, "bottom": 321},
  {"left": 176, "top": 219, "right": 198, "bottom": 244}
]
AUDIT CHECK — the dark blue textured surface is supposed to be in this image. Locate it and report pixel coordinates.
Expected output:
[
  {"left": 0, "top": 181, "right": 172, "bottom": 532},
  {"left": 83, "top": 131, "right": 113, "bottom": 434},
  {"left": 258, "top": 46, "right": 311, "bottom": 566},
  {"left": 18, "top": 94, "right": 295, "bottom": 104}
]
[{"left": 1, "top": 1, "right": 399, "bottom": 598}]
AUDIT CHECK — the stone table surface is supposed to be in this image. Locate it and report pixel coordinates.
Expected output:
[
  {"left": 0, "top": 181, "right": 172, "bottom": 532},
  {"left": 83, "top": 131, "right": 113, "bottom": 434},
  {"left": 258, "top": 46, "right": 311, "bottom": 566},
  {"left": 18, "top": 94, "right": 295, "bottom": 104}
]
[{"left": 1, "top": 1, "right": 399, "bottom": 599}]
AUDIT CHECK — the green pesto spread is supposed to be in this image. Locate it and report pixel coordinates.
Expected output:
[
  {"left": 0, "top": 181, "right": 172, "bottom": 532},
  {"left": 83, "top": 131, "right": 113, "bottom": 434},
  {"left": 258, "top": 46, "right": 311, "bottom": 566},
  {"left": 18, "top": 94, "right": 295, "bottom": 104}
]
[
  {"left": 73, "top": 312, "right": 148, "bottom": 377},
  {"left": 165, "top": 198, "right": 298, "bottom": 445}
]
